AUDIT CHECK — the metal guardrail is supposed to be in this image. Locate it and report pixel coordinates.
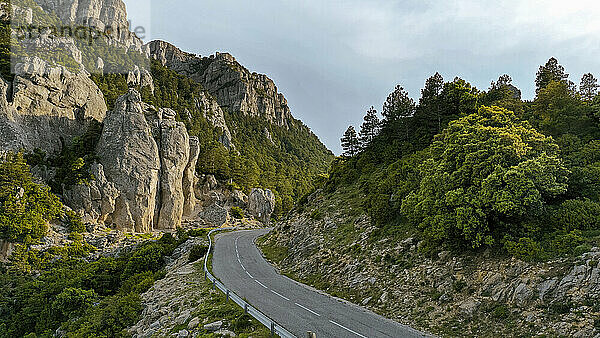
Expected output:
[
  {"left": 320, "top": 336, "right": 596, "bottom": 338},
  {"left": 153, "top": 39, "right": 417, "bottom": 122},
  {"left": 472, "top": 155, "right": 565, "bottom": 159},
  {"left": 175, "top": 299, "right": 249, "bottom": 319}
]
[{"left": 204, "top": 228, "right": 297, "bottom": 338}]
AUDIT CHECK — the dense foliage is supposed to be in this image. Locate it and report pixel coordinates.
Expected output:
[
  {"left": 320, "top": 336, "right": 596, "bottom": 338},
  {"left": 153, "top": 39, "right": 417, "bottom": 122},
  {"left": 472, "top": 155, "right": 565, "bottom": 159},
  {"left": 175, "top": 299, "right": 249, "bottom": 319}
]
[
  {"left": 0, "top": 152, "right": 62, "bottom": 244},
  {"left": 0, "top": 231, "right": 183, "bottom": 337},
  {"left": 327, "top": 58, "right": 600, "bottom": 260}
]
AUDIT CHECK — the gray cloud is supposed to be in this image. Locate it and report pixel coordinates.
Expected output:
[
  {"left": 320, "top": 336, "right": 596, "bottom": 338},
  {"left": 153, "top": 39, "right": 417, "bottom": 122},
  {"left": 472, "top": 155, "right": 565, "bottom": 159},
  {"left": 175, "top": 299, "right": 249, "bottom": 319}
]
[{"left": 125, "top": 0, "right": 600, "bottom": 154}]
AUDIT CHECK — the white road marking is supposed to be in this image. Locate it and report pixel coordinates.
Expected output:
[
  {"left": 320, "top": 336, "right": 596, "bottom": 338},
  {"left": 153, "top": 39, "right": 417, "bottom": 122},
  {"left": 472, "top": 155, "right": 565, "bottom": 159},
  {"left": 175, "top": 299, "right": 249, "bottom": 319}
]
[
  {"left": 295, "top": 302, "right": 321, "bottom": 317},
  {"left": 246, "top": 271, "right": 253, "bottom": 278},
  {"left": 271, "top": 290, "right": 290, "bottom": 301},
  {"left": 329, "top": 320, "right": 368, "bottom": 338},
  {"left": 255, "top": 280, "right": 269, "bottom": 289}
]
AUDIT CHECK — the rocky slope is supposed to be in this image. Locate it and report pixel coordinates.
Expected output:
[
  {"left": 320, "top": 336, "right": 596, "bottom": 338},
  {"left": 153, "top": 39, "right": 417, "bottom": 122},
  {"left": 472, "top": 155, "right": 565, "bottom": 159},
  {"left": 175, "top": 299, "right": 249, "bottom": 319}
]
[{"left": 262, "top": 191, "right": 600, "bottom": 337}]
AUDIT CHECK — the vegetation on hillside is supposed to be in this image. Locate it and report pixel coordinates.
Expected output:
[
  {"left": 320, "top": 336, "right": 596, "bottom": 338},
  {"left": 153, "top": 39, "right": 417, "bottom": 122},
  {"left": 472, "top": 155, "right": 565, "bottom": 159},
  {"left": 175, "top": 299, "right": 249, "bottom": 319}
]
[{"left": 328, "top": 57, "right": 600, "bottom": 261}]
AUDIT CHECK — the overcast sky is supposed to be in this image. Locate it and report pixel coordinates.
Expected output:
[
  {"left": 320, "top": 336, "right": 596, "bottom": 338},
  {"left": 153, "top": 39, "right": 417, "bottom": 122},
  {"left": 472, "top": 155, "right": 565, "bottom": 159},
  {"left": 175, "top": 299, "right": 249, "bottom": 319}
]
[{"left": 124, "top": 0, "right": 600, "bottom": 154}]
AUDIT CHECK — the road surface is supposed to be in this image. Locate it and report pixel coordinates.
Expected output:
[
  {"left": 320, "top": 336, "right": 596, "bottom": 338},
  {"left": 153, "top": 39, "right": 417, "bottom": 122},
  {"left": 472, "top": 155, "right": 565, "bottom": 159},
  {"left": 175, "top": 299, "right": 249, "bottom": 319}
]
[{"left": 212, "top": 229, "right": 427, "bottom": 338}]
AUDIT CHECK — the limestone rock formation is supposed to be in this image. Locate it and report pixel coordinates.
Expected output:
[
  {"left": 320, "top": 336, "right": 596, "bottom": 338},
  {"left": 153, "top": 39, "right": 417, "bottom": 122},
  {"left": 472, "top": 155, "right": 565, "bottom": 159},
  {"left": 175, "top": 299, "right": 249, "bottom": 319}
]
[
  {"left": 32, "top": 0, "right": 146, "bottom": 52},
  {"left": 149, "top": 40, "right": 293, "bottom": 130},
  {"left": 248, "top": 188, "right": 275, "bottom": 224},
  {"left": 96, "top": 89, "right": 160, "bottom": 233},
  {"left": 183, "top": 137, "right": 200, "bottom": 216},
  {"left": 199, "top": 204, "right": 229, "bottom": 227},
  {"left": 62, "top": 90, "right": 200, "bottom": 233},
  {"left": 154, "top": 108, "right": 190, "bottom": 231},
  {"left": 0, "top": 57, "right": 107, "bottom": 154}
]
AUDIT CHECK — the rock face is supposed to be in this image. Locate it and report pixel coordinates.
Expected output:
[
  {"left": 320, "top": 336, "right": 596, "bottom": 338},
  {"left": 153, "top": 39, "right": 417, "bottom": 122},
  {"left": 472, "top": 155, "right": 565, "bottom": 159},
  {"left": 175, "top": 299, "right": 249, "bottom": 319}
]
[
  {"left": 149, "top": 40, "right": 293, "bottom": 130},
  {"left": 96, "top": 90, "right": 161, "bottom": 233},
  {"left": 183, "top": 137, "right": 199, "bottom": 216},
  {"left": 248, "top": 188, "right": 275, "bottom": 224},
  {"left": 0, "top": 57, "right": 107, "bottom": 153},
  {"left": 32, "top": 0, "right": 145, "bottom": 52},
  {"left": 63, "top": 89, "right": 200, "bottom": 233},
  {"left": 154, "top": 109, "right": 190, "bottom": 231}
]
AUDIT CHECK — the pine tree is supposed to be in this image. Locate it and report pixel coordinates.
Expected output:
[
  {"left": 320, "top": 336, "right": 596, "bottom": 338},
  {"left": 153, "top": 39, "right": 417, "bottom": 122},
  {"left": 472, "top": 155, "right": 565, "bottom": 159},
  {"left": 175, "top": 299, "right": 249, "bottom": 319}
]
[
  {"left": 359, "top": 107, "right": 380, "bottom": 148},
  {"left": 580, "top": 73, "right": 599, "bottom": 101},
  {"left": 340, "top": 126, "right": 359, "bottom": 157},
  {"left": 382, "top": 85, "right": 416, "bottom": 122},
  {"left": 419, "top": 73, "right": 445, "bottom": 134},
  {"left": 535, "top": 57, "right": 570, "bottom": 94}
]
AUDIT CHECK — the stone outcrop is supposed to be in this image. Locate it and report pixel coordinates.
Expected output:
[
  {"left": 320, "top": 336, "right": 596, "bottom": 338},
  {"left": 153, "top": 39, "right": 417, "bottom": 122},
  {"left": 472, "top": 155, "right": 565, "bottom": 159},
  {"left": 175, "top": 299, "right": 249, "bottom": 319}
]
[
  {"left": 183, "top": 137, "right": 199, "bottom": 216},
  {"left": 199, "top": 204, "right": 229, "bottom": 227},
  {"left": 96, "top": 90, "right": 160, "bottom": 232},
  {"left": 149, "top": 40, "right": 293, "bottom": 131},
  {"left": 67, "top": 89, "right": 200, "bottom": 233},
  {"left": 32, "top": 0, "right": 146, "bottom": 52},
  {"left": 248, "top": 188, "right": 275, "bottom": 224},
  {"left": 154, "top": 108, "right": 190, "bottom": 231},
  {"left": 0, "top": 57, "right": 107, "bottom": 153}
]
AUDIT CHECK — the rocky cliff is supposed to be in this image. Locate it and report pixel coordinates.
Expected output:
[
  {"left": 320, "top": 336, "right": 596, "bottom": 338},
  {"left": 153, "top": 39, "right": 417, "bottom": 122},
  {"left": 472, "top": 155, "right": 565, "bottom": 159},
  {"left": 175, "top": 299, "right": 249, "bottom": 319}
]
[
  {"left": 0, "top": 57, "right": 107, "bottom": 153},
  {"left": 65, "top": 89, "right": 199, "bottom": 232},
  {"left": 149, "top": 40, "right": 293, "bottom": 128}
]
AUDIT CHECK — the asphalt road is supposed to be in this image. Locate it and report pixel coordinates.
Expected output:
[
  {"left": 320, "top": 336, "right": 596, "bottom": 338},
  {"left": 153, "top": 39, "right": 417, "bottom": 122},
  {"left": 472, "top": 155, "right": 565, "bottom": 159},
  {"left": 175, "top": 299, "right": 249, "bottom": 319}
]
[{"left": 212, "top": 229, "right": 427, "bottom": 338}]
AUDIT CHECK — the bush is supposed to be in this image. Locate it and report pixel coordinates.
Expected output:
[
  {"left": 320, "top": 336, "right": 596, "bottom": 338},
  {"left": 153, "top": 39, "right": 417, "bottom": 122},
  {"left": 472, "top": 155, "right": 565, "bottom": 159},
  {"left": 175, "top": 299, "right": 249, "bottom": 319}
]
[
  {"left": 553, "top": 199, "right": 600, "bottom": 231},
  {"left": 230, "top": 207, "right": 245, "bottom": 219},
  {"left": 503, "top": 236, "right": 547, "bottom": 261},
  {"left": 52, "top": 287, "right": 98, "bottom": 319},
  {"left": 64, "top": 210, "right": 85, "bottom": 233},
  {"left": 187, "top": 229, "right": 209, "bottom": 238},
  {"left": 0, "top": 152, "right": 63, "bottom": 243},
  {"left": 189, "top": 245, "right": 208, "bottom": 262}
]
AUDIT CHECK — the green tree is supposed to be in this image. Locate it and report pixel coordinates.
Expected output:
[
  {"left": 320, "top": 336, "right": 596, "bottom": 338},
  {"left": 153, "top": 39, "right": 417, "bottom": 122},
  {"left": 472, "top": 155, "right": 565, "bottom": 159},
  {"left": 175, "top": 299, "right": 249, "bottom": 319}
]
[
  {"left": 382, "top": 85, "right": 416, "bottom": 122},
  {"left": 401, "top": 106, "right": 569, "bottom": 248},
  {"left": 535, "top": 57, "right": 570, "bottom": 94},
  {"left": 580, "top": 73, "right": 599, "bottom": 102},
  {"left": 0, "top": 152, "right": 62, "bottom": 243},
  {"left": 341, "top": 126, "right": 360, "bottom": 157},
  {"left": 359, "top": 107, "right": 380, "bottom": 148},
  {"left": 533, "top": 80, "right": 594, "bottom": 138}
]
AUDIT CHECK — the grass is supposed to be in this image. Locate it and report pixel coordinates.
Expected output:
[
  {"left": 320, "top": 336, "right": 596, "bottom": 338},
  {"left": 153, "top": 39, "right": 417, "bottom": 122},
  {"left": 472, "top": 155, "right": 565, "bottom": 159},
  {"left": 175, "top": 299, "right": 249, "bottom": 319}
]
[{"left": 257, "top": 236, "right": 289, "bottom": 264}]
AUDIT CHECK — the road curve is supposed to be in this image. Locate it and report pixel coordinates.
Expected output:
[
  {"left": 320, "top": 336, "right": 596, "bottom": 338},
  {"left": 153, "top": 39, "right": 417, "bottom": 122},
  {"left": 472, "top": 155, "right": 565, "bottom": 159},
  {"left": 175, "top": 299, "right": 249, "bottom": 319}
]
[{"left": 212, "top": 229, "right": 427, "bottom": 338}]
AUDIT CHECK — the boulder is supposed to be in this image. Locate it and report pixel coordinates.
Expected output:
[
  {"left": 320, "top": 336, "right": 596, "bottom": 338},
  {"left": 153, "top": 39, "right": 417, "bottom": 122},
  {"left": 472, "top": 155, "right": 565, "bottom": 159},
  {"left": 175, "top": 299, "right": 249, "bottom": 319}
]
[
  {"left": 203, "top": 320, "right": 223, "bottom": 332},
  {"left": 248, "top": 188, "right": 275, "bottom": 224},
  {"left": 199, "top": 204, "right": 229, "bottom": 226}
]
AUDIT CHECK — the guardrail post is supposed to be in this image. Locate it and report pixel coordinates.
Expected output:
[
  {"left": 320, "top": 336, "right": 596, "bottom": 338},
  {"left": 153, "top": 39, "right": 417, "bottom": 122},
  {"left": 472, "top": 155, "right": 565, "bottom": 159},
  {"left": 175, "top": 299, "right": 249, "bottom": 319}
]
[
  {"left": 270, "top": 322, "right": 275, "bottom": 337},
  {"left": 212, "top": 279, "right": 216, "bottom": 290},
  {"left": 244, "top": 303, "right": 248, "bottom": 313},
  {"left": 226, "top": 290, "right": 230, "bottom": 302}
]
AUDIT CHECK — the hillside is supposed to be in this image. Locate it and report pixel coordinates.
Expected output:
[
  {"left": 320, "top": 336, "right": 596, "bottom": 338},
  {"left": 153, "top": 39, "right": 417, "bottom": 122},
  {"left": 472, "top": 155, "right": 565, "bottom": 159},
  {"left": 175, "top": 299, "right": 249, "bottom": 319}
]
[{"left": 262, "top": 61, "right": 600, "bottom": 337}]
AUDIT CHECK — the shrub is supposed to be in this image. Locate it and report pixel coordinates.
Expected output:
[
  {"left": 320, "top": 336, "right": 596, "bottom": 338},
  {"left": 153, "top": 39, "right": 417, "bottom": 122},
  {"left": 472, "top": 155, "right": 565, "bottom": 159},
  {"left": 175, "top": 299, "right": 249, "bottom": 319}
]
[
  {"left": 503, "top": 236, "right": 547, "bottom": 261},
  {"left": 0, "top": 152, "right": 63, "bottom": 243},
  {"left": 64, "top": 210, "right": 85, "bottom": 233},
  {"left": 189, "top": 245, "right": 208, "bottom": 262},
  {"left": 187, "top": 229, "right": 209, "bottom": 238},
  {"left": 230, "top": 207, "right": 245, "bottom": 219},
  {"left": 52, "top": 287, "right": 98, "bottom": 319}
]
